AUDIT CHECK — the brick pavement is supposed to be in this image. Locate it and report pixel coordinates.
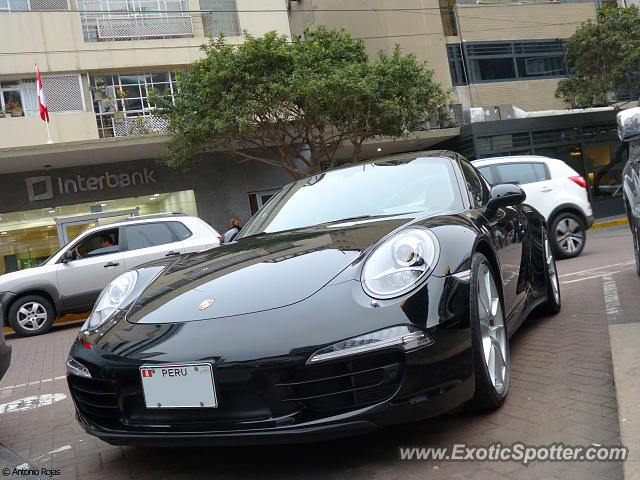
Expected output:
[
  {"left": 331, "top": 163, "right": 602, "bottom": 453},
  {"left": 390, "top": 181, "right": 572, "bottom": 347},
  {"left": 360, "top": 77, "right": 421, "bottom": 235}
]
[{"left": 0, "top": 231, "right": 630, "bottom": 480}]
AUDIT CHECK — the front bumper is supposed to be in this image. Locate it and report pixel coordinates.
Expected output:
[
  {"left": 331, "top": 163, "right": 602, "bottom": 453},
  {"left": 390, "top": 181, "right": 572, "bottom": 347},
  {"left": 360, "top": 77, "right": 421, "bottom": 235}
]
[
  {"left": 68, "top": 274, "right": 475, "bottom": 445},
  {"left": 76, "top": 375, "right": 473, "bottom": 446},
  {"left": 0, "top": 292, "right": 16, "bottom": 326}
]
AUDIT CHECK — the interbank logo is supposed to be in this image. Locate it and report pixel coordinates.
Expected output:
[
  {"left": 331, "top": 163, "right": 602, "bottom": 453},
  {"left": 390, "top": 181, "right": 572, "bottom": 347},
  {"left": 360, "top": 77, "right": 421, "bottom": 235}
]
[
  {"left": 25, "top": 169, "right": 157, "bottom": 201},
  {"left": 25, "top": 176, "right": 54, "bottom": 201}
]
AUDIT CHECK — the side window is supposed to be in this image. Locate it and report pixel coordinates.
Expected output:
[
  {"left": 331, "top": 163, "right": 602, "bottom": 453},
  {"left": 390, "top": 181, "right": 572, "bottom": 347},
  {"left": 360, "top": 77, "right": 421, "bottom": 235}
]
[
  {"left": 71, "top": 228, "right": 120, "bottom": 259},
  {"left": 168, "top": 221, "right": 193, "bottom": 241},
  {"left": 460, "top": 161, "right": 488, "bottom": 207},
  {"left": 531, "top": 162, "right": 549, "bottom": 181},
  {"left": 477, "top": 166, "right": 496, "bottom": 186},
  {"left": 494, "top": 162, "right": 541, "bottom": 185},
  {"left": 126, "top": 223, "right": 175, "bottom": 251}
]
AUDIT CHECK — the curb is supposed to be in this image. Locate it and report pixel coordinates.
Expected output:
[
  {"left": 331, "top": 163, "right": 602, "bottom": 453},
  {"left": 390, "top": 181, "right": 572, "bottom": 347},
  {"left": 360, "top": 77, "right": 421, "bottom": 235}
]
[
  {"left": 609, "top": 323, "right": 640, "bottom": 480},
  {"left": 589, "top": 218, "right": 629, "bottom": 231}
]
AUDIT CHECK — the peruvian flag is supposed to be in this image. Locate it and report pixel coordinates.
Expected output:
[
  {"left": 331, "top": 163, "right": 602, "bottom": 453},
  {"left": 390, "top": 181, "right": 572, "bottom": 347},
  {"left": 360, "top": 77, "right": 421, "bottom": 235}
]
[{"left": 36, "top": 65, "right": 49, "bottom": 123}]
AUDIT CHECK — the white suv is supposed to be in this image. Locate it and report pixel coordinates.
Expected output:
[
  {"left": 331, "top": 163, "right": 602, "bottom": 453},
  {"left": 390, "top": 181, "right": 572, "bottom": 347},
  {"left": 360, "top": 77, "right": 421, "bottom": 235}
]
[
  {"left": 0, "top": 214, "right": 220, "bottom": 336},
  {"left": 473, "top": 155, "right": 594, "bottom": 259}
]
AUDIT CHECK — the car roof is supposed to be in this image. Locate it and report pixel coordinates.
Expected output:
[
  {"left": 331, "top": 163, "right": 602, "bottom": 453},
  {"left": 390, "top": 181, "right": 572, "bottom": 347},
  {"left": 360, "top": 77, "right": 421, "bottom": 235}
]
[
  {"left": 74, "top": 214, "right": 195, "bottom": 236},
  {"left": 472, "top": 155, "right": 561, "bottom": 167}
]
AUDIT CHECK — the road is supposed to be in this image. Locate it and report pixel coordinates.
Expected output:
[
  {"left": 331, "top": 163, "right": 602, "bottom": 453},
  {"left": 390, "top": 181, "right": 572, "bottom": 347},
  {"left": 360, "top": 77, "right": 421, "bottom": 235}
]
[{"left": 0, "top": 225, "right": 634, "bottom": 480}]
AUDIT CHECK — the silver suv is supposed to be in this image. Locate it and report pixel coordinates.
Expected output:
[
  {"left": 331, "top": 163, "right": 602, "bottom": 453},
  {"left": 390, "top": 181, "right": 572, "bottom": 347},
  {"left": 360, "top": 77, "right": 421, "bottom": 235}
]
[{"left": 0, "top": 214, "right": 220, "bottom": 336}]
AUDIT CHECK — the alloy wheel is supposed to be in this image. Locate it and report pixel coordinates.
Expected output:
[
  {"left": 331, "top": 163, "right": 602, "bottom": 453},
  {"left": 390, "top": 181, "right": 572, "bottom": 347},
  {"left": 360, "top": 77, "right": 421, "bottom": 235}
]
[
  {"left": 476, "top": 263, "right": 507, "bottom": 395},
  {"left": 16, "top": 302, "right": 48, "bottom": 331},
  {"left": 555, "top": 217, "right": 584, "bottom": 253},
  {"left": 544, "top": 236, "right": 560, "bottom": 304}
]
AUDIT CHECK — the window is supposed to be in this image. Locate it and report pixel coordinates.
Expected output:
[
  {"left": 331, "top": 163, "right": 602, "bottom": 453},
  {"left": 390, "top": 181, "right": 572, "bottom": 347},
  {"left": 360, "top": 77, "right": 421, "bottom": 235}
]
[
  {"left": 584, "top": 143, "right": 626, "bottom": 200},
  {"left": 199, "top": 0, "right": 240, "bottom": 37},
  {"left": 0, "top": 0, "right": 28, "bottom": 10},
  {"left": 168, "top": 222, "right": 193, "bottom": 240},
  {"left": 493, "top": 163, "right": 547, "bottom": 185},
  {"left": 449, "top": 40, "right": 569, "bottom": 84},
  {"left": 126, "top": 223, "right": 175, "bottom": 250},
  {"left": 248, "top": 189, "right": 281, "bottom": 215},
  {"left": 90, "top": 72, "right": 177, "bottom": 138},
  {"left": 459, "top": 161, "right": 487, "bottom": 207},
  {"left": 0, "top": 80, "right": 38, "bottom": 116},
  {"left": 477, "top": 166, "right": 496, "bottom": 186},
  {"left": 240, "top": 157, "right": 463, "bottom": 237},
  {"left": 446, "top": 44, "right": 467, "bottom": 86},
  {"left": 71, "top": 228, "right": 120, "bottom": 260}
]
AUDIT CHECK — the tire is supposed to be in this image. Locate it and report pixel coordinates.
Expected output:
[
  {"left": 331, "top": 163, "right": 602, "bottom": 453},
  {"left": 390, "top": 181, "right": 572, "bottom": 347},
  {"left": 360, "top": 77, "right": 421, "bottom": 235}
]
[
  {"left": 469, "top": 252, "right": 509, "bottom": 411},
  {"left": 550, "top": 212, "right": 586, "bottom": 259},
  {"left": 539, "top": 229, "right": 562, "bottom": 315},
  {"left": 8, "top": 295, "right": 55, "bottom": 337}
]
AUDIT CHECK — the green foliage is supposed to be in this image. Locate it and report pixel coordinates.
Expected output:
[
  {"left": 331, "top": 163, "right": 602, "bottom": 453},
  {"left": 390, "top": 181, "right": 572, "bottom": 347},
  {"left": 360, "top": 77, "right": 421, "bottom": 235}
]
[
  {"left": 153, "top": 26, "right": 451, "bottom": 179},
  {"left": 556, "top": 7, "right": 640, "bottom": 108}
]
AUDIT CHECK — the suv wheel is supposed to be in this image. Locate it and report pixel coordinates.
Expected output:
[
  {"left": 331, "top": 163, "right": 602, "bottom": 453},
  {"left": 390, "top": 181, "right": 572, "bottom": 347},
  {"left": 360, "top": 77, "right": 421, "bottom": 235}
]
[
  {"left": 550, "top": 212, "right": 586, "bottom": 259},
  {"left": 8, "top": 295, "right": 55, "bottom": 337}
]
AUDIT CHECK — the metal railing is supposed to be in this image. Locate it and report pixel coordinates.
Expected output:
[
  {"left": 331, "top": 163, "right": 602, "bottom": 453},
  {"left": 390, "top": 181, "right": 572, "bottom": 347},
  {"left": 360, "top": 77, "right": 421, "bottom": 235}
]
[{"left": 96, "top": 15, "right": 194, "bottom": 40}]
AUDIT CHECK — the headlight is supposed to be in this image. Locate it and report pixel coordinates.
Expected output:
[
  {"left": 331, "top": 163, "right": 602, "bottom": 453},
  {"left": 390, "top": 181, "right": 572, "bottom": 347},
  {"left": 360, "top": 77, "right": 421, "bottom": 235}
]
[
  {"left": 86, "top": 271, "right": 138, "bottom": 330},
  {"left": 361, "top": 227, "right": 439, "bottom": 298},
  {"left": 307, "top": 326, "right": 433, "bottom": 364}
]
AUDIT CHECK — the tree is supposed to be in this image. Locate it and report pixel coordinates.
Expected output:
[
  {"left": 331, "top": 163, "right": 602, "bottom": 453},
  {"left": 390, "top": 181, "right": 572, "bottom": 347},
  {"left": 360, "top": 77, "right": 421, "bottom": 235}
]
[
  {"left": 556, "top": 7, "right": 640, "bottom": 108},
  {"left": 153, "top": 26, "right": 451, "bottom": 179}
]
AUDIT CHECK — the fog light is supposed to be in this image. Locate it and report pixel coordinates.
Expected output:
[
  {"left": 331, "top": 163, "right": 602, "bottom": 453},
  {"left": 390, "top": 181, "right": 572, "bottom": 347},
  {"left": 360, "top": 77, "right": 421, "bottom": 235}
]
[
  {"left": 307, "top": 326, "right": 433, "bottom": 364},
  {"left": 66, "top": 357, "right": 92, "bottom": 378}
]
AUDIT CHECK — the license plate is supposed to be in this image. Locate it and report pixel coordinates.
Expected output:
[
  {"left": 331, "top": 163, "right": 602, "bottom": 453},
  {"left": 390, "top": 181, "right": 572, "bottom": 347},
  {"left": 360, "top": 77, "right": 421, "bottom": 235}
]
[{"left": 139, "top": 363, "right": 217, "bottom": 408}]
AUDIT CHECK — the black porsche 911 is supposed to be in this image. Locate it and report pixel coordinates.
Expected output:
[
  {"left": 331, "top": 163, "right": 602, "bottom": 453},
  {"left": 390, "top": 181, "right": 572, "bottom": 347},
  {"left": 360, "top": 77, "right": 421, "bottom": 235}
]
[{"left": 66, "top": 151, "right": 561, "bottom": 445}]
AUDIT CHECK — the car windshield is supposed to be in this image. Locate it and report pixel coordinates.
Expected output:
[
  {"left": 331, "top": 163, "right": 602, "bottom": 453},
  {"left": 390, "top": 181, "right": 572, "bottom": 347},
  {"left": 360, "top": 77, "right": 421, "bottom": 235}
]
[{"left": 239, "top": 156, "right": 462, "bottom": 237}]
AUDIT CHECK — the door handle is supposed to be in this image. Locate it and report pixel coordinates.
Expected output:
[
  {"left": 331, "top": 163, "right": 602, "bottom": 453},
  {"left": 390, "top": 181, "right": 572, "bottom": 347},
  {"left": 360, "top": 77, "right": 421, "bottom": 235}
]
[
  {"left": 165, "top": 251, "right": 180, "bottom": 257},
  {"left": 540, "top": 187, "right": 552, "bottom": 192},
  {"left": 104, "top": 262, "right": 120, "bottom": 268}
]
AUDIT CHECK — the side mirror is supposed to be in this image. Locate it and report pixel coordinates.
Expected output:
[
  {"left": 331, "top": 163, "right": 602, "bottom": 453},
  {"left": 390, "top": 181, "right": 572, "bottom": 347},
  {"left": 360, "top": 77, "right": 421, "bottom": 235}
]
[
  {"left": 617, "top": 107, "right": 640, "bottom": 142},
  {"left": 487, "top": 184, "right": 526, "bottom": 211},
  {"left": 61, "top": 251, "right": 74, "bottom": 263}
]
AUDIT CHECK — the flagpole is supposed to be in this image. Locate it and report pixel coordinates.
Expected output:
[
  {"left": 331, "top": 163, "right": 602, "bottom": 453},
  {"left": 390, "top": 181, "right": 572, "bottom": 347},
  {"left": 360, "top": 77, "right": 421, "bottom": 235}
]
[{"left": 45, "top": 120, "right": 52, "bottom": 144}]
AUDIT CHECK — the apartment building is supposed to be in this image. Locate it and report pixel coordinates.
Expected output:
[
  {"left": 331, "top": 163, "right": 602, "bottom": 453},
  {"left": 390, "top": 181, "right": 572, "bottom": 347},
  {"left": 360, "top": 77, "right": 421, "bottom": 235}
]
[
  {"left": 289, "top": 0, "right": 627, "bottom": 217},
  {"left": 0, "top": 0, "right": 298, "bottom": 274}
]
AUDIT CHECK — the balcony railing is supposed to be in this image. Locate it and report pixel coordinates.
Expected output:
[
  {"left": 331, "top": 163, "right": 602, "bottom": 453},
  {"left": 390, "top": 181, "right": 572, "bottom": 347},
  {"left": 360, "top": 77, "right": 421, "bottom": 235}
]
[
  {"left": 112, "top": 114, "right": 169, "bottom": 137},
  {"left": 95, "top": 15, "right": 193, "bottom": 40}
]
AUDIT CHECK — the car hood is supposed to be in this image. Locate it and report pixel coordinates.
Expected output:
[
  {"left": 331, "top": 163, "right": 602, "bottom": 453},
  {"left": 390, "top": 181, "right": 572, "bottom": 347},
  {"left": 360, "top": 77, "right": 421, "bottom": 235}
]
[{"left": 126, "top": 214, "right": 418, "bottom": 324}]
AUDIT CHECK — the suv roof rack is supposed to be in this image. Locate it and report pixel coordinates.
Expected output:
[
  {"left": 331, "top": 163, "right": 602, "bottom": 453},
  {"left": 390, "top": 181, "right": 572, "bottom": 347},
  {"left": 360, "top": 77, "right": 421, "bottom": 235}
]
[{"left": 111, "top": 212, "right": 187, "bottom": 225}]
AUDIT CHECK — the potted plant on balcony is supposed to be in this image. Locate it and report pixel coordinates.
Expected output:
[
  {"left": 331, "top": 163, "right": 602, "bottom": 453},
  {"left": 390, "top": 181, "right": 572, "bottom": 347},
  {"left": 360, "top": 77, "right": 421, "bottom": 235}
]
[{"left": 7, "top": 102, "right": 23, "bottom": 117}]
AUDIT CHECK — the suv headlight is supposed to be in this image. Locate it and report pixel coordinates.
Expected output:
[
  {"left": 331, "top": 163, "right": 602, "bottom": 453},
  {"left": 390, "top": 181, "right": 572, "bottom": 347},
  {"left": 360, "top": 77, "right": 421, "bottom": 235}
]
[
  {"left": 86, "top": 271, "right": 138, "bottom": 330},
  {"left": 361, "top": 227, "right": 439, "bottom": 299}
]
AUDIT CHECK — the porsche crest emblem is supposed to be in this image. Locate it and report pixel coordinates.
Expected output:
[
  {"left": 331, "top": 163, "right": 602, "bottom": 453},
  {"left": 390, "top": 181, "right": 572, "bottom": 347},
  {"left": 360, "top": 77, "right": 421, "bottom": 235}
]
[{"left": 198, "top": 299, "right": 215, "bottom": 310}]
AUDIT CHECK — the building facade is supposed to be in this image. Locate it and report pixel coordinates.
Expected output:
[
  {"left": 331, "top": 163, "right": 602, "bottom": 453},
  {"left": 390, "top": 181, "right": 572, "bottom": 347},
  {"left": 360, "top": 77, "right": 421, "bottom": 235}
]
[
  {"left": 0, "top": 0, "right": 293, "bottom": 274},
  {"left": 288, "top": 0, "right": 628, "bottom": 218},
  {"left": 0, "top": 0, "right": 628, "bottom": 275}
]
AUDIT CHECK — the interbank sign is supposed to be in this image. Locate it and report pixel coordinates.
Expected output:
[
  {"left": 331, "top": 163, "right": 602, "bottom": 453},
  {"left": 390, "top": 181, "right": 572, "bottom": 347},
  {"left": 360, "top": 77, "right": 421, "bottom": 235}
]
[{"left": 25, "top": 169, "right": 157, "bottom": 201}]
